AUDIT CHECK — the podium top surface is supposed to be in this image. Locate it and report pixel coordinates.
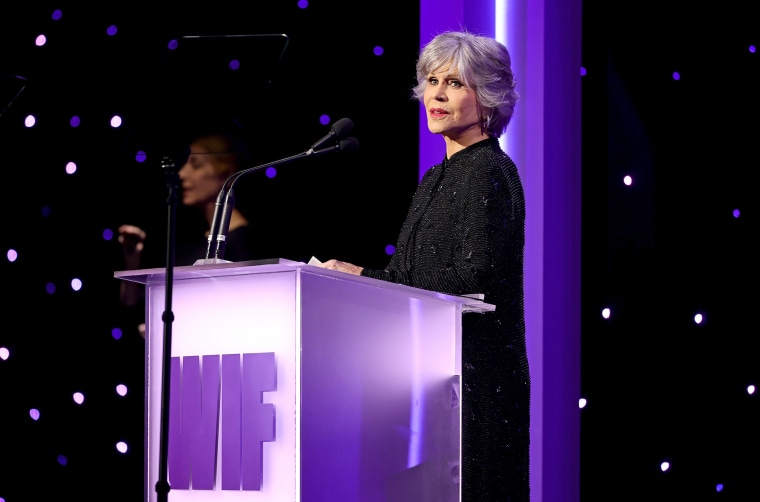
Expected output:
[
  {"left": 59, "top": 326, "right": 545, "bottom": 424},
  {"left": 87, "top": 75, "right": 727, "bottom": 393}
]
[{"left": 114, "top": 258, "right": 495, "bottom": 313}]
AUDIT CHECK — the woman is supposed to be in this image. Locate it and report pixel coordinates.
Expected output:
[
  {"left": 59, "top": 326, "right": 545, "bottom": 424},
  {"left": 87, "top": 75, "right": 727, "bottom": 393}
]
[
  {"left": 118, "top": 129, "right": 258, "bottom": 336},
  {"left": 318, "top": 30, "right": 529, "bottom": 501}
]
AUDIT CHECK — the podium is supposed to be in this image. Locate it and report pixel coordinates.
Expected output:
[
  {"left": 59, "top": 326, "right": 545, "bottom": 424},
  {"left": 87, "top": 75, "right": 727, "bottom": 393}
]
[{"left": 114, "top": 259, "right": 494, "bottom": 502}]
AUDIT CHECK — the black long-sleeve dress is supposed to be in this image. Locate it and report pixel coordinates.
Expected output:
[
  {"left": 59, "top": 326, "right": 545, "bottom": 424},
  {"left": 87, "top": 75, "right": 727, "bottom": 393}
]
[{"left": 361, "top": 137, "right": 530, "bottom": 501}]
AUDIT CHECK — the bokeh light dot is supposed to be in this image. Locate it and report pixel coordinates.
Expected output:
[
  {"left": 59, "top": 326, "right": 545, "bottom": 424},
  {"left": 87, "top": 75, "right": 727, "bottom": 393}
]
[
  {"left": 57, "top": 454, "right": 68, "bottom": 466},
  {"left": 103, "top": 228, "right": 114, "bottom": 240},
  {"left": 580, "top": 66, "right": 587, "bottom": 76},
  {"left": 319, "top": 114, "right": 330, "bottom": 125},
  {"left": 30, "top": 409, "right": 40, "bottom": 421},
  {"left": 660, "top": 461, "right": 670, "bottom": 472},
  {"left": 52, "top": 9, "right": 63, "bottom": 20},
  {"left": 46, "top": 282, "right": 56, "bottom": 294},
  {"left": 106, "top": 25, "right": 118, "bottom": 36},
  {"left": 65, "top": 161, "right": 77, "bottom": 174},
  {"left": 385, "top": 244, "right": 396, "bottom": 256},
  {"left": 0, "top": 347, "right": 10, "bottom": 360},
  {"left": 116, "top": 442, "right": 128, "bottom": 454},
  {"left": 716, "top": 483, "right": 724, "bottom": 492},
  {"left": 298, "top": 0, "right": 309, "bottom": 8},
  {"left": 116, "top": 384, "right": 128, "bottom": 396},
  {"left": 35, "top": 35, "right": 46, "bottom": 47},
  {"left": 111, "top": 115, "right": 123, "bottom": 127},
  {"left": 694, "top": 313, "right": 704, "bottom": 324},
  {"left": 601, "top": 307, "right": 611, "bottom": 319},
  {"left": 135, "top": 150, "right": 147, "bottom": 163},
  {"left": 41, "top": 205, "right": 52, "bottom": 217},
  {"left": 71, "top": 278, "right": 83, "bottom": 291},
  {"left": 229, "top": 59, "right": 240, "bottom": 70},
  {"left": 733, "top": 208, "right": 740, "bottom": 218},
  {"left": 747, "top": 385, "right": 756, "bottom": 395},
  {"left": 749, "top": 45, "right": 756, "bottom": 53},
  {"left": 7, "top": 249, "right": 18, "bottom": 262},
  {"left": 265, "top": 166, "right": 277, "bottom": 178},
  {"left": 672, "top": 71, "right": 680, "bottom": 80},
  {"left": 168, "top": 39, "right": 179, "bottom": 50},
  {"left": 25, "top": 114, "right": 36, "bottom": 127},
  {"left": 112, "top": 327, "right": 123, "bottom": 340},
  {"left": 579, "top": 398, "right": 587, "bottom": 409},
  {"left": 73, "top": 392, "right": 84, "bottom": 405},
  {"left": 623, "top": 175, "right": 632, "bottom": 186},
  {"left": 373, "top": 45, "right": 384, "bottom": 56},
  {"left": 70, "top": 115, "right": 80, "bottom": 127}
]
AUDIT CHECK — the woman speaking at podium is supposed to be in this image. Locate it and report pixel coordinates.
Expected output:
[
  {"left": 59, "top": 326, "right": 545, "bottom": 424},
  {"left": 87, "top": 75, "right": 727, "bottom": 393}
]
[{"left": 317, "top": 30, "right": 530, "bottom": 502}]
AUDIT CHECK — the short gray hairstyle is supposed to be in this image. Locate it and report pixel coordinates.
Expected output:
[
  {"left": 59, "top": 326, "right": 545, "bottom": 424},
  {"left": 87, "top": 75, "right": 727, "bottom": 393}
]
[{"left": 412, "top": 30, "right": 519, "bottom": 138}]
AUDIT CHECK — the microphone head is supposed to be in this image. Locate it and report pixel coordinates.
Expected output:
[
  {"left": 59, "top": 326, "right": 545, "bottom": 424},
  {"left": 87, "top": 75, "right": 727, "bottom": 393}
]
[
  {"left": 331, "top": 117, "right": 354, "bottom": 139},
  {"left": 339, "top": 137, "right": 359, "bottom": 153}
]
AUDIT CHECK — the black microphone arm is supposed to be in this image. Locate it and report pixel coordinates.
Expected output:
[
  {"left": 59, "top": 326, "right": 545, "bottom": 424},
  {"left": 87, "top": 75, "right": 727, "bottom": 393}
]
[{"left": 202, "top": 120, "right": 359, "bottom": 263}]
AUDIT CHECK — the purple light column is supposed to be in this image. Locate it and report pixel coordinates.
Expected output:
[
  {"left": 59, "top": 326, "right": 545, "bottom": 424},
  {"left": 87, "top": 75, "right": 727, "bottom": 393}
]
[{"left": 419, "top": 1, "right": 582, "bottom": 501}]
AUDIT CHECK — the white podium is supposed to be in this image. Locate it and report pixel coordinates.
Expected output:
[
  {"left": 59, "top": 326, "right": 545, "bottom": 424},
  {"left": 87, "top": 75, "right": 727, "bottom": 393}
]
[{"left": 115, "top": 259, "right": 494, "bottom": 502}]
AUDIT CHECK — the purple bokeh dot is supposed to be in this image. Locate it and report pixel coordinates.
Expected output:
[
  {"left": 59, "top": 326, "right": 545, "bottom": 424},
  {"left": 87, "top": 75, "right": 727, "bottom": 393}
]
[
  {"left": 319, "top": 114, "right": 330, "bottom": 125},
  {"left": 266, "top": 166, "right": 277, "bottom": 178},
  {"left": 229, "top": 59, "right": 240, "bottom": 70},
  {"left": 70, "top": 116, "right": 81, "bottom": 127},
  {"left": 168, "top": 39, "right": 179, "bottom": 50},
  {"left": 373, "top": 46, "right": 384, "bottom": 56},
  {"left": 298, "top": 0, "right": 309, "bottom": 8},
  {"left": 135, "top": 150, "right": 147, "bottom": 163},
  {"left": 385, "top": 244, "right": 396, "bottom": 256},
  {"left": 103, "top": 228, "right": 114, "bottom": 240},
  {"left": 106, "top": 25, "right": 118, "bottom": 36},
  {"left": 57, "top": 454, "right": 68, "bottom": 466},
  {"left": 112, "top": 327, "right": 123, "bottom": 340},
  {"left": 46, "top": 282, "right": 56, "bottom": 294},
  {"left": 52, "top": 9, "right": 62, "bottom": 21}
]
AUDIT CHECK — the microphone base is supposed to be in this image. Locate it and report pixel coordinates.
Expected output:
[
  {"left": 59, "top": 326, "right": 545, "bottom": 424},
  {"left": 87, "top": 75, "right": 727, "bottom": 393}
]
[{"left": 193, "top": 258, "right": 233, "bottom": 266}]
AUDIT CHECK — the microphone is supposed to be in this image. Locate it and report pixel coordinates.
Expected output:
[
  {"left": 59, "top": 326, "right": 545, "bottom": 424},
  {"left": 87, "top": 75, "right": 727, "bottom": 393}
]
[
  {"left": 307, "top": 117, "right": 354, "bottom": 154},
  {"left": 201, "top": 119, "right": 359, "bottom": 263}
]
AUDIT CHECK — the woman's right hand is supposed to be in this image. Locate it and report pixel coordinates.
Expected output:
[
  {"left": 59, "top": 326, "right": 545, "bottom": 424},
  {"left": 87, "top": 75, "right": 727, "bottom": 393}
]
[{"left": 118, "top": 224, "right": 146, "bottom": 268}]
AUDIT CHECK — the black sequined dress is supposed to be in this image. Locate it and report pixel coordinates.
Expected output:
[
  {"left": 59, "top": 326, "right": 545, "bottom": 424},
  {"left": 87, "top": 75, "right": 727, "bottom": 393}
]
[{"left": 361, "top": 137, "right": 530, "bottom": 501}]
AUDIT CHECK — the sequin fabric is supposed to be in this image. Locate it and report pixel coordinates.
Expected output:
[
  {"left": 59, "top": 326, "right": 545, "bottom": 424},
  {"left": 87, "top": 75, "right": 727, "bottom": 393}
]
[{"left": 362, "top": 137, "right": 530, "bottom": 501}]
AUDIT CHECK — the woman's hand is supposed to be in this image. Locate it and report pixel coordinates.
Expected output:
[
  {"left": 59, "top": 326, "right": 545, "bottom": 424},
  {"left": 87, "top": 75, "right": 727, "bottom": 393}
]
[{"left": 318, "top": 259, "right": 364, "bottom": 276}]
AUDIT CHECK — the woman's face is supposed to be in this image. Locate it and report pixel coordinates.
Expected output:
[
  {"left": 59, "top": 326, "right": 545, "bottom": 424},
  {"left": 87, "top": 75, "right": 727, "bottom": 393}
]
[
  {"left": 423, "top": 65, "right": 481, "bottom": 141},
  {"left": 178, "top": 142, "right": 227, "bottom": 207}
]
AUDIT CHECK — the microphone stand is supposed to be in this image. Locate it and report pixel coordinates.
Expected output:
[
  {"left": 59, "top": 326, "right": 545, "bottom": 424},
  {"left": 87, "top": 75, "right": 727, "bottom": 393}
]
[
  {"left": 156, "top": 156, "right": 179, "bottom": 502},
  {"left": 204, "top": 136, "right": 359, "bottom": 262}
]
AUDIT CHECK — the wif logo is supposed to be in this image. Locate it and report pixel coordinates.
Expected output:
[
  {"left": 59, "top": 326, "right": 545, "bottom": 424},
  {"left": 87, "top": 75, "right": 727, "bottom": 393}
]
[{"left": 168, "top": 352, "right": 276, "bottom": 491}]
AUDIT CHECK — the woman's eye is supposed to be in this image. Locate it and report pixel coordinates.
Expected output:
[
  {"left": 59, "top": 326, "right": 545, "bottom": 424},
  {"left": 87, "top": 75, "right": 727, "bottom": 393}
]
[
  {"left": 449, "top": 80, "right": 462, "bottom": 88},
  {"left": 428, "top": 77, "right": 439, "bottom": 85}
]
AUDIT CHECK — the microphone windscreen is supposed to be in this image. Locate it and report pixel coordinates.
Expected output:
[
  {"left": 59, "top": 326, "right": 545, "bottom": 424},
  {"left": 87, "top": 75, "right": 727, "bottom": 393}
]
[
  {"left": 339, "top": 137, "right": 360, "bottom": 152},
  {"left": 331, "top": 117, "right": 354, "bottom": 139}
]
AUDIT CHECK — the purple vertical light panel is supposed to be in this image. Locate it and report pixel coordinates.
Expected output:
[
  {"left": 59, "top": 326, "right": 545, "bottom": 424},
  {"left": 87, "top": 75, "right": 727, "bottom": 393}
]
[
  {"left": 419, "top": 1, "right": 582, "bottom": 501},
  {"left": 241, "top": 352, "right": 276, "bottom": 491},
  {"left": 222, "top": 353, "right": 242, "bottom": 490}
]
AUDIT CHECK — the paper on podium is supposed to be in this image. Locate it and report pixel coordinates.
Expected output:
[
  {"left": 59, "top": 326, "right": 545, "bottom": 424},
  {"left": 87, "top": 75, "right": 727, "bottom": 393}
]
[{"left": 308, "top": 256, "right": 322, "bottom": 266}]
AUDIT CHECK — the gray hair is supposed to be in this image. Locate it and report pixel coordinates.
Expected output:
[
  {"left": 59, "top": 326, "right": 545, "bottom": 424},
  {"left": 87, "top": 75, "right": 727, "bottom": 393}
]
[{"left": 412, "top": 30, "right": 519, "bottom": 138}]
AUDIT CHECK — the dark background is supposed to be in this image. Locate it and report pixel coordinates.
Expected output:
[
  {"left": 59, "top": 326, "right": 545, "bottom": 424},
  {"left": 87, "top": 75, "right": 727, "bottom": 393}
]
[
  {"left": 581, "top": 1, "right": 759, "bottom": 500},
  {"left": 1, "top": 1, "right": 759, "bottom": 501}
]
